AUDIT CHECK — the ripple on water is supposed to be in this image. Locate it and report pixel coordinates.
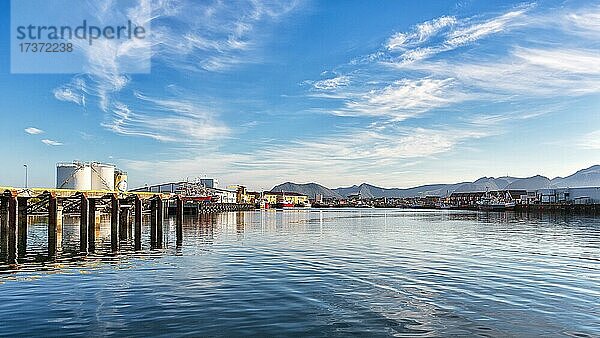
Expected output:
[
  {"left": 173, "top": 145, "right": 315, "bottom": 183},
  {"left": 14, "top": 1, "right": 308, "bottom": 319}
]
[{"left": 1, "top": 209, "right": 599, "bottom": 337}]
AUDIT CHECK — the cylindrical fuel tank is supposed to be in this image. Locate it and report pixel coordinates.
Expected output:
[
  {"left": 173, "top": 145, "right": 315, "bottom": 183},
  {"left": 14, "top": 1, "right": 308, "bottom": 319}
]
[
  {"left": 56, "top": 162, "right": 92, "bottom": 190},
  {"left": 91, "top": 162, "right": 115, "bottom": 191}
]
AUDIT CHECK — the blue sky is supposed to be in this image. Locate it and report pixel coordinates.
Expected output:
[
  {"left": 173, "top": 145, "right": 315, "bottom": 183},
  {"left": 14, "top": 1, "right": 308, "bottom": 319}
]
[{"left": 1, "top": 0, "right": 599, "bottom": 190}]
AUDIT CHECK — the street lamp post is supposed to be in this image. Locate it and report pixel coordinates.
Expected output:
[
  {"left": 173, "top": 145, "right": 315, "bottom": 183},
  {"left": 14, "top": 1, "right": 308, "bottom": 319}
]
[{"left": 23, "top": 164, "right": 28, "bottom": 188}]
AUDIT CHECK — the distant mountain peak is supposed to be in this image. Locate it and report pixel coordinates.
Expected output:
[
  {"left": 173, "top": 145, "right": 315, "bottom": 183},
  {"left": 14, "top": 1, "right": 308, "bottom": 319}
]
[
  {"left": 551, "top": 165, "right": 600, "bottom": 188},
  {"left": 274, "top": 165, "right": 600, "bottom": 199},
  {"left": 575, "top": 165, "right": 600, "bottom": 173},
  {"left": 270, "top": 182, "right": 342, "bottom": 199}
]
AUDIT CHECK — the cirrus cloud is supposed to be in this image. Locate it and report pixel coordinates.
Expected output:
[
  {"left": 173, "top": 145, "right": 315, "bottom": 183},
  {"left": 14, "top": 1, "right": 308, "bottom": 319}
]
[
  {"left": 41, "top": 139, "right": 63, "bottom": 146},
  {"left": 25, "top": 127, "right": 44, "bottom": 135}
]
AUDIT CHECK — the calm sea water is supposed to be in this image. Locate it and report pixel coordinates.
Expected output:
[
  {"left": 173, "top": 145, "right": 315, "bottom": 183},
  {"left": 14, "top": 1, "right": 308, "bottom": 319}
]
[{"left": 0, "top": 209, "right": 599, "bottom": 337}]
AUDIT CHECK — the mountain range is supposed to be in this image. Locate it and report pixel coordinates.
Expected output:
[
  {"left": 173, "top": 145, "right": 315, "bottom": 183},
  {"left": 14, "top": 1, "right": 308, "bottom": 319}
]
[
  {"left": 270, "top": 165, "right": 600, "bottom": 199},
  {"left": 270, "top": 182, "right": 344, "bottom": 199}
]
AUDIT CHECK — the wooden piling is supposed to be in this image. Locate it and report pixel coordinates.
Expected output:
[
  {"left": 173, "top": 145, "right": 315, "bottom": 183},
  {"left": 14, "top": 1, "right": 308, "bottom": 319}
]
[
  {"left": 48, "top": 194, "right": 59, "bottom": 258},
  {"left": 111, "top": 195, "right": 119, "bottom": 252},
  {"left": 57, "top": 200, "right": 63, "bottom": 254},
  {"left": 119, "top": 206, "right": 129, "bottom": 241},
  {"left": 0, "top": 190, "right": 184, "bottom": 264},
  {"left": 7, "top": 195, "right": 17, "bottom": 264},
  {"left": 156, "top": 197, "right": 163, "bottom": 248},
  {"left": 134, "top": 197, "right": 142, "bottom": 251},
  {"left": 150, "top": 198, "right": 157, "bottom": 248},
  {"left": 80, "top": 194, "right": 89, "bottom": 253},
  {"left": 128, "top": 206, "right": 133, "bottom": 241},
  {"left": 176, "top": 197, "right": 183, "bottom": 245},
  {"left": 87, "top": 199, "right": 96, "bottom": 252},
  {"left": 17, "top": 197, "right": 28, "bottom": 260},
  {"left": 1, "top": 197, "right": 8, "bottom": 262}
]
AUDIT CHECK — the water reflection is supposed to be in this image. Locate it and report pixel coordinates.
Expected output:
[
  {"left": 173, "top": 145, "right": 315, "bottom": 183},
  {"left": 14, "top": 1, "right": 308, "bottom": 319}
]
[{"left": 0, "top": 209, "right": 599, "bottom": 337}]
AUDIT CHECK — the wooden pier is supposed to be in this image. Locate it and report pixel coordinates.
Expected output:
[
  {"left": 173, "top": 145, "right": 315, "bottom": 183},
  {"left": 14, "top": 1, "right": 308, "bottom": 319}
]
[
  {"left": 0, "top": 187, "right": 254, "bottom": 265},
  {"left": 514, "top": 203, "right": 600, "bottom": 214}
]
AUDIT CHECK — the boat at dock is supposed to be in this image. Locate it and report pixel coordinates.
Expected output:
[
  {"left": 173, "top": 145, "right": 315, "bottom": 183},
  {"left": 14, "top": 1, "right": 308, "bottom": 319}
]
[
  {"left": 274, "top": 192, "right": 311, "bottom": 209},
  {"left": 185, "top": 196, "right": 212, "bottom": 202},
  {"left": 477, "top": 200, "right": 516, "bottom": 211},
  {"left": 276, "top": 201, "right": 295, "bottom": 209},
  {"left": 299, "top": 200, "right": 312, "bottom": 208},
  {"left": 476, "top": 196, "right": 516, "bottom": 211},
  {"left": 436, "top": 202, "right": 455, "bottom": 209},
  {"left": 476, "top": 190, "right": 516, "bottom": 211}
]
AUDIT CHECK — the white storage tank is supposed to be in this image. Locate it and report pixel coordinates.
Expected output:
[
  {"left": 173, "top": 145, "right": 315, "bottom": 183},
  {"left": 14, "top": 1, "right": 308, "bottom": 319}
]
[
  {"left": 91, "top": 162, "right": 115, "bottom": 191},
  {"left": 56, "top": 162, "right": 92, "bottom": 190}
]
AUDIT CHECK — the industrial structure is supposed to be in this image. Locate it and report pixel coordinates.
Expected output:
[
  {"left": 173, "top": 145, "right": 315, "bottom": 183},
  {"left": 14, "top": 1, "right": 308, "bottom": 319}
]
[
  {"left": 56, "top": 162, "right": 128, "bottom": 192},
  {"left": 0, "top": 162, "right": 259, "bottom": 266},
  {"left": 536, "top": 187, "right": 600, "bottom": 205},
  {"left": 0, "top": 187, "right": 171, "bottom": 265},
  {"left": 133, "top": 182, "right": 311, "bottom": 209},
  {"left": 4, "top": 162, "right": 598, "bottom": 268},
  {"left": 0, "top": 184, "right": 253, "bottom": 266},
  {"left": 131, "top": 179, "right": 235, "bottom": 204},
  {"left": 255, "top": 191, "right": 310, "bottom": 207}
]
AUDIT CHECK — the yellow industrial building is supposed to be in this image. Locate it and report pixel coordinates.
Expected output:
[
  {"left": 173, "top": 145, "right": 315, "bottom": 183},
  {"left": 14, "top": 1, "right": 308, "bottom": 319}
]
[
  {"left": 241, "top": 189, "right": 309, "bottom": 206},
  {"left": 265, "top": 191, "right": 309, "bottom": 205}
]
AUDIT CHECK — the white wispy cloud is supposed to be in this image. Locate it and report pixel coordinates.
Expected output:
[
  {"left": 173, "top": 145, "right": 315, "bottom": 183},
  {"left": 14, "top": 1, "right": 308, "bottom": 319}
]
[
  {"left": 257, "top": 126, "right": 488, "bottom": 166},
  {"left": 310, "top": 75, "right": 350, "bottom": 90},
  {"left": 444, "top": 7, "right": 529, "bottom": 48},
  {"left": 305, "top": 5, "right": 539, "bottom": 123},
  {"left": 154, "top": 0, "right": 299, "bottom": 72},
  {"left": 54, "top": 0, "right": 300, "bottom": 143},
  {"left": 513, "top": 48, "right": 600, "bottom": 75},
  {"left": 310, "top": 2, "right": 600, "bottom": 122},
  {"left": 401, "top": 46, "right": 600, "bottom": 97},
  {"left": 331, "top": 78, "right": 470, "bottom": 120},
  {"left": 382, "top": 5, "right": 531, "bottom": 64},
  {"left": 24, "top": 127, "right": 44, "bottom": 135},
  {"left": 123, "top": 124, "right": 490, "bottom": 189},
  {"left": 272, "top": 1, "right": 600, "bottom": 188},
  {"left": 565, "top": 5, "right": 600, "bottom": 36},
  {"left": 102, "top": 93, "right": 230, "bottom": 143},
  {"left": 51, "top": 1, "right": 600, "bottom": 189},
  {"left": 386, "top": 16, "right": 457, "bottom": 51},
  {"left": 578, "top": 130, "right": 600, "bottom": 150},
  {"left": 53, "top": 78, "right": 87, "bottom": 106},
  {"left": 41, "top": 139, "right": 63, "bottom": 146},
  {"left": 54, "top": 0, "right": 152, "bottom": 113}
]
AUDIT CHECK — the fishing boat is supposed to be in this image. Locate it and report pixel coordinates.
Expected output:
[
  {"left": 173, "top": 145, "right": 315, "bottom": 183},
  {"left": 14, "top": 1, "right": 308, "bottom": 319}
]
[
  {"left": 477, "top": 190, "right": 516, "bottom": 211},
  {"left": 436, "top": 202, "right": 455, "bottom": 209},
  {"left": 185, "top": 195, "right": 212, "bottom": 202},
  {"left": 276, "top": 201, "right": 295, "bottom": 209},
  {"left": 298, "top": 200, "right": 312, "bottom": 208},
  {"left": 355, "top": 201, "right": 374, "bottom": 208},
  {"left": 275, "top": 192, "right": 295, "bottom": 209},
  {"left": 477, "top": 199, "right": 516, "bottom": 211}
]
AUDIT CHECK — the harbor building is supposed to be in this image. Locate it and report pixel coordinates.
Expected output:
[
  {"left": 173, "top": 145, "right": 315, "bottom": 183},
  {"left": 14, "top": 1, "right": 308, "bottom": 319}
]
[
  {"left": 234, "top": 186, "right": 256, "bottom": 204},
  {"left": 266, "top": 191, "right": 309, "bottom": 205},
  {"left": 536, "top": 187, "right": 600, "bottom": 204},
  {"left": 132, "top": 179, "right": 217, "bottom": 193},
  {"left": 448, "top": 190, "right": 527, "bottom": 208},
  {"left": 212, "top": 188, "right": 237, "bottom": 204},
  {"left": 245, "top": 191, "right": 310, "bottom": 207},
  {"left": 131, "top": 180, "right": 240, "bottom": 204}
]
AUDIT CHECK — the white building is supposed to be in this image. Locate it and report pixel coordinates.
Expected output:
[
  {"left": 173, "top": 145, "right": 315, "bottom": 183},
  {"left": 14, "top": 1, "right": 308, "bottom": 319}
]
[
  {"left": 537, "top": 187, "right": 600, "bottom": 204},
  {"left": 211, "top": 188, "right": 236, "bottom": 203}
]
